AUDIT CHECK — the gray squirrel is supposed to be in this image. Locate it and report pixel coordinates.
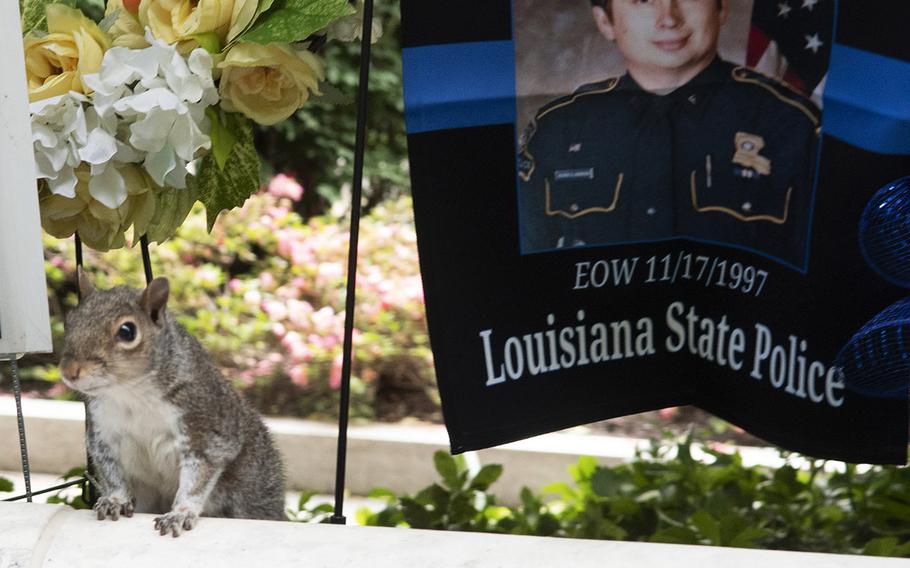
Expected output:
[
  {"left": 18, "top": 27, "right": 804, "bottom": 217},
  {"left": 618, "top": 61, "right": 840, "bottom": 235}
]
[{"left": 59, "top": 268, "right": 286, "bottom": 536}]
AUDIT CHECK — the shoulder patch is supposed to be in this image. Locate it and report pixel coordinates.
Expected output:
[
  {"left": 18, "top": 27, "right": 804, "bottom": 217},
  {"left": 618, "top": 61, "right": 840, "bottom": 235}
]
[
  {"left": 731, "top": 66, "right": 821, "bottom": 127},
  {"left": 535, "top": 77, "right": 620, "bottom": 121}
]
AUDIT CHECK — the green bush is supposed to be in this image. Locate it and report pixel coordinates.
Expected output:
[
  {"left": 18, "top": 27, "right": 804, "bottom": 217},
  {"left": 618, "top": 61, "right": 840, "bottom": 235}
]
[
  {"left": 356, "top": 441, "right": 910, "bottom": 558},
  {"left": 23, "top": 183, "right": 434, "bottom": 421}
]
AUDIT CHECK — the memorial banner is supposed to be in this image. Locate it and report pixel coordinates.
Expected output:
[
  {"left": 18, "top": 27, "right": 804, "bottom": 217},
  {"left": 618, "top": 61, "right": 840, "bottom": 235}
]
[{"left": 401, "top": 0, "right": 910, "bottom": 463}]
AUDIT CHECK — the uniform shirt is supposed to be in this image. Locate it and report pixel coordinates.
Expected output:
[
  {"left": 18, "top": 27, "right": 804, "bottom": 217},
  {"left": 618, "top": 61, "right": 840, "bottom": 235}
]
[{"left": 518, "top": 57, "right": 821, "bottom": 268}]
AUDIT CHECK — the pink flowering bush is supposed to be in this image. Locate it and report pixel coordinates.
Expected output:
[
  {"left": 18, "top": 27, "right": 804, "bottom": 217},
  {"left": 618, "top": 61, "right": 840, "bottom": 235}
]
[{"left": 30, "top": 176, "right": 437, "bottom": 421}]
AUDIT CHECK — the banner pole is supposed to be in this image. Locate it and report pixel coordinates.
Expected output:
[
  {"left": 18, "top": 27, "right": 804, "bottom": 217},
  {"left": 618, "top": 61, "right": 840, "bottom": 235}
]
[{"left": 330, "top": 0, "right": 375, "bottom": 526}]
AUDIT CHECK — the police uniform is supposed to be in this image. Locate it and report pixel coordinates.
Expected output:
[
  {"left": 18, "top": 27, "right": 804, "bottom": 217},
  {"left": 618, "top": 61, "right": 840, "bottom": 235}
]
[{"left": 518, "top": 57, "right": 821, "bottom": 267}]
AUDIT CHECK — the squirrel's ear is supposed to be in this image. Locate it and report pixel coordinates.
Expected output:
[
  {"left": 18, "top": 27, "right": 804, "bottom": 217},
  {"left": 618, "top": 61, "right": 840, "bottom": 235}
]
[
  {"left": 77, "top": 266, "right": 95, "bottom": 299},
  {"left": 141, "top": 277, "right": 170, "bottom": 325}
]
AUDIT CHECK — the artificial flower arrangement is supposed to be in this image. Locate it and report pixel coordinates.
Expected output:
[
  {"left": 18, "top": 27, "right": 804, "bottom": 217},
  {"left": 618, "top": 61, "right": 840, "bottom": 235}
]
[{"left": 22, "top": 0, "right": 370, "bottom": 251}]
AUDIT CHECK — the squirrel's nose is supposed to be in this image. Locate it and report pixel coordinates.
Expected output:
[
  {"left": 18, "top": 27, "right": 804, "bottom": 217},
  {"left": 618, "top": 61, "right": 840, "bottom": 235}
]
[{"left": 62, "top": 362, "right": 81, "bottom": 382}]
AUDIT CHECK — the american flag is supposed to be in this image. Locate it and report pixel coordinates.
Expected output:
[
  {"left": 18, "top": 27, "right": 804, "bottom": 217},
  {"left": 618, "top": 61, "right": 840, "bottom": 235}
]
[{"left": 746, "top": 0, "right": 835, "bottom": 105}]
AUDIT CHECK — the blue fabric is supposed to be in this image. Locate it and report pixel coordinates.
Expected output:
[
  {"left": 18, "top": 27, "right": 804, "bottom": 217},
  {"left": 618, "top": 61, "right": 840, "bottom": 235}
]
[
  {"left": 402, "top": 40, "right": 910, "bottom": 157},
  {"left": 403, "top": 41, "right": 516, "bottom": 134},
  {"left": 824, "top": 44, "right": 910, "bottom": 155}
]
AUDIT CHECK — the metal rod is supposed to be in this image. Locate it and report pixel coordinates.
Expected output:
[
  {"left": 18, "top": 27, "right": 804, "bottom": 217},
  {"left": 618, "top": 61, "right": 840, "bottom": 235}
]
[
  {"left": 73, "top": 232, "right": 97, "bottom": 505},
  {"left": 140, "top": 235, "right": 154, "bottom": 284},
  {"left": 3, "top": 477, "right": 87, "bottom": 502},
  {"left": 74, "top": 232, "right": 83, "bottom": 273},
  {"left": 330, "top": 0, "right": 375, "bottom": 526},
  {"left": 9, "top": 357, "right": 32, "bottom": 502}
]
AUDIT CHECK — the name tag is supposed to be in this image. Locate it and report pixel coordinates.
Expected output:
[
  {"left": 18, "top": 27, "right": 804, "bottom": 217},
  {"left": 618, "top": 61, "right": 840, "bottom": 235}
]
[{"left": 554, "top": 167, "right": 594, "bottom": 181}]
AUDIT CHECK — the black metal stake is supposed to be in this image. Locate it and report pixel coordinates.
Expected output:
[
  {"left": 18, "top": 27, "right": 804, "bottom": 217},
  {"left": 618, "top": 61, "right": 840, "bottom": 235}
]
[
  {"left": 9, "top": 357, "right": 33, "bottom": 502},
  {"left": 140, "top": 235, "right": 154, "bottom": 284},
  {"left": 330, "top": 0, "right": 375, "bottom": 525},
  {"left": 73, "top": 232, "right": 98, "bottom": 505}
]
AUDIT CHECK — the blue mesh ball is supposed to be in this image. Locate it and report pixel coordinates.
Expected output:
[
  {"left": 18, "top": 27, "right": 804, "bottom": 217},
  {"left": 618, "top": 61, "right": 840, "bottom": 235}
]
[
  {"left": 859, "top": 176, "right": 910, "bottom": 288},
  {"left": 834, "top": 296, "right": 910, "bottom": 399}
]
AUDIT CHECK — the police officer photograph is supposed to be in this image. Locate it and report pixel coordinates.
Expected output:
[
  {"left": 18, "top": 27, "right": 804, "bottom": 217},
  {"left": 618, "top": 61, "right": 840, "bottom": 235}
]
[{"left": 516, "top": 0, "right": 832, "bottom": 269}]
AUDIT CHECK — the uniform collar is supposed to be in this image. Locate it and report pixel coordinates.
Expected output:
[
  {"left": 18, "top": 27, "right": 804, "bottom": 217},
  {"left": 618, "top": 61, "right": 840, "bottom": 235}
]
[{"left": 620, "top": 57, "right": 732, "bottom": 121}]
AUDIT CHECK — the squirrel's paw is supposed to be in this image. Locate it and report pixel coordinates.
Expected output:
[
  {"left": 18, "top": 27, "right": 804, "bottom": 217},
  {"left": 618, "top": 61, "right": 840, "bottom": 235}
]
[
  {"left": 93, "top": 496, "right": 135, "bottom": 521},
  {"left": 154, "top": 509, "right": 198, "bottom": 537}
]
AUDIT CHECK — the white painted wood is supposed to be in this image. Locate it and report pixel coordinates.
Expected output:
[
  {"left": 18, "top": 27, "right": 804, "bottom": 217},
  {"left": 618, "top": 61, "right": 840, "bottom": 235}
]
[
  {"left": 0, "top": 1, "right": 52, "bottom": 357},
  {"left": 0, "top": 502, "right": 905, "bottom": 568}
]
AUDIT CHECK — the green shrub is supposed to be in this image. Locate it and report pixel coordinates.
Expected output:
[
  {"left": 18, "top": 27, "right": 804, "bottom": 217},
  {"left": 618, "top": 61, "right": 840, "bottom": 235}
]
[{"left": 356, "top": 441, "right": 910, "bottom": 557}]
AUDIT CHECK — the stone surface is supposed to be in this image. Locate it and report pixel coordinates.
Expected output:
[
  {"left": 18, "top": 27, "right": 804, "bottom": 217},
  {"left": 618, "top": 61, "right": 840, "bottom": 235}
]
[{"left": 0, "top": 502, "right": 904, "bottom": 568}]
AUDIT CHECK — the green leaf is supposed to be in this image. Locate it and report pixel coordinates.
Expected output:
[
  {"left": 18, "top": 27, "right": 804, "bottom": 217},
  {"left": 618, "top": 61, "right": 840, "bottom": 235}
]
[
  {"left": 367, "top": 487, "right": 398, "bottom": 502},
  {"left": 206, "top": 108, "right": 241, "bottom": 171},
  {"left": 191, "top": 117, "right": 262, "bottom": 232},
  {"left": 591, "top": 468, "right": 619, "bottom": 497},
  {"left": 650, "top": 526, "right": 699, "bottom": 545},
  {"left": 0, "top": 477, "right": 13, "bottom": 492},
  {"left": 570, "top": 456, "right": 598, "bottom": 482},
  {"left": 60, "top": 467, "right": 86, "bottom": 479},
  {"left": 469, "top": 464, "right": 503, "bottom": 491},
  {"left": 21, "top": 0, "right": 74, "bottom": 35},
  {"left": 238, "top": 0, "right": 355, "bottom": 45},
  {"left": 354, "top": 507, "right": 374, "bottom": 526},
  {"left": 400, "top": 497, "right": 433, "bottom": 529},
  {"left": 192, "top": 31, "right": 221, "bottom": 54},
  {"left": 865, "top": 537, "right": 899, "bottom": 557},
  {"left": 297, "top": 490, "right": 317, "bottom": 510},
  {"left": 729, "top": 527, "right": 770, "bottom": 549},
  {"left": 433, "top": 451, "right": 461, "bottom": 490},
  {"left": 448, "top": 492, "right": 476, "bottom": 525},
  {"left": 145, "top": 185, "right": 199, "bottom": 243},
  {"left": 690, "top": 511, "right": 721, "bottom": 545}
]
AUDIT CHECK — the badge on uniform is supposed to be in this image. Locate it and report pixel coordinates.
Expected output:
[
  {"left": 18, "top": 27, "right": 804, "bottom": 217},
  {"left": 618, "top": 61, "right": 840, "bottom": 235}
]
[{"left": 732, "top": 132, "right": 771, "bottom": 177}]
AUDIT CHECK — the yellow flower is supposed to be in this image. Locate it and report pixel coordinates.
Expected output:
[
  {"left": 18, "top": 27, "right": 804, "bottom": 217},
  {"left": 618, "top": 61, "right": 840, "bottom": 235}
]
[
  {"left": 218, "top": 43, "right": 323, "bottom": 126},
  {"left": 39, "top": 165, "right": 157, "bottom": 252},
  {"left": 105, "top": 0, "right": 150, "bottom": 49},
  {"left": 23, "top": 5, "right": 110, "bottom": 102},
  {"left": 138, "top": 0, "right": 257, "bottom": 48}
]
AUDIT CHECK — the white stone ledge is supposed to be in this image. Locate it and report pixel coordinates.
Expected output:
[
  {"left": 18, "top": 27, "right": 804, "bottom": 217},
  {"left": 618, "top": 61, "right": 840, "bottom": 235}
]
[
  {"left": 0, "top": 396, "right": 790, "bottom": 504},
  {"left": 0, "top": 502, "right": 902, "bottom": 568}
]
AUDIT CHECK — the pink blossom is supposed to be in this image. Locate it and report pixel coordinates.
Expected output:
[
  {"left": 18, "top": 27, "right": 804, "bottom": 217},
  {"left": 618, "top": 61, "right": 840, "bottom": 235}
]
[
  {"left": 272, "top": 322, "right": 287, "bottom": 337},
  {"left": 262, "top": 299, "right": 288, "bottom": 321},
  {"left": 259, "top": 272, "right": 276, "bottom": 290},
  {"left": 227, "top": 278, "right": 243, "bottom": 293},
  {"left": 317, "top": 262, "right": 344, "bottom": 281},
  {"left": 329, "top": 354, "right": 344, "bottom": 390},
  {"left": 289, "top": 365, "right": 308, "bottom": 387},
  {"left": 267, "top": 173, "right": 304, "bottom": 201},
  {"left": 286, "top": 299, "right": 313, "bottom": 327},
  {"left": 658, "top": 407, "right": 678, "bottom": 420},
  {"left": 311, "top": 306, "right": 337, "bottom": 332}
]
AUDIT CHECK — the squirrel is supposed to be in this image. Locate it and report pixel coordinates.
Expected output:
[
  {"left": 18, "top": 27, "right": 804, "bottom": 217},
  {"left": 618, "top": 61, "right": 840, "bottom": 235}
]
[{"left": 59, "top": 268, "right": 286, "bottom": 536}]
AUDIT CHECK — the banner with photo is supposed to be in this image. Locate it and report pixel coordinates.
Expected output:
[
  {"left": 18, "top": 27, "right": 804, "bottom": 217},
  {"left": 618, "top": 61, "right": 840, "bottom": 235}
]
[{"left": 401, "top": 0, "right": 910, "bottom": 463}]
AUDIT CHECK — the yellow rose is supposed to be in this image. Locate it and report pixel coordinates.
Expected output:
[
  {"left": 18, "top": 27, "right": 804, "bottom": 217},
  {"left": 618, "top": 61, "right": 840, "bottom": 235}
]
[
  {"left": 39, "top": 165, "right": 157, "bottom": 252},
  {"left": 138, "top": 0, "right": 257, "bottom": 48},
  {"left": 105, "top": 0, "right": 150, "bottom": 49},
  {"left": 218, "top": 43, "right": 323, "bottom": 126},
  {"left": 23, "top": 5, "right": 110, "bottom": 102}
]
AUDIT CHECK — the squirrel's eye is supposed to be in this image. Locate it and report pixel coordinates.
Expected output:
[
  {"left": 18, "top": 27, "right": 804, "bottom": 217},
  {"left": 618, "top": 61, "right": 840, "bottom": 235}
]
[{"left": 116, "top": 322, "right": 137, "bottom": 342}]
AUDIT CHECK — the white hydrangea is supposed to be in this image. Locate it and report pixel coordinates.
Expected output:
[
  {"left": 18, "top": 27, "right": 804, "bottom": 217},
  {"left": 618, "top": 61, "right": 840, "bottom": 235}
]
[
  {"left": 30, "top": 92, "right": 89, "bottom": 199},
  {"left": 82, "top": 31, "right": 218, "bottom": 192}
]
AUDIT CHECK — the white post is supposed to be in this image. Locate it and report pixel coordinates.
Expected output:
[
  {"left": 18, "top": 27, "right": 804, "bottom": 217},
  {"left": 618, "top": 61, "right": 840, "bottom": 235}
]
[{"left": 0, "top": 1, "right": 52, "bottom": 359}]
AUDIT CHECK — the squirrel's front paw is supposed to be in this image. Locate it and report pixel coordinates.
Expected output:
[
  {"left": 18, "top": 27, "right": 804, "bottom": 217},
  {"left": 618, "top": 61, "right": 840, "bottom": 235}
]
[
  {"left": 154, "top": 509, "right": 198, "bottom": 537},
  {"left": 93, "top": 496, "right": 135, "bottom": 521}
]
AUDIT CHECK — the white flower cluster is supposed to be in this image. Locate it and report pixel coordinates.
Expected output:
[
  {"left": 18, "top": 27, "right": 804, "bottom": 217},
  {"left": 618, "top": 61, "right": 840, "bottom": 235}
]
[{"left": 30, "top": 32, "right": 218, "bottom": 210}]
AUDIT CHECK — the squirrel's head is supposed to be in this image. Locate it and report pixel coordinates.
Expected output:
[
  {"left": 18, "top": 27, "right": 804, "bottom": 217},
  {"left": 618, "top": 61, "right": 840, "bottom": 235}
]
[{"left": 60, "top": 268, "right": 171, "bottom": 395}]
